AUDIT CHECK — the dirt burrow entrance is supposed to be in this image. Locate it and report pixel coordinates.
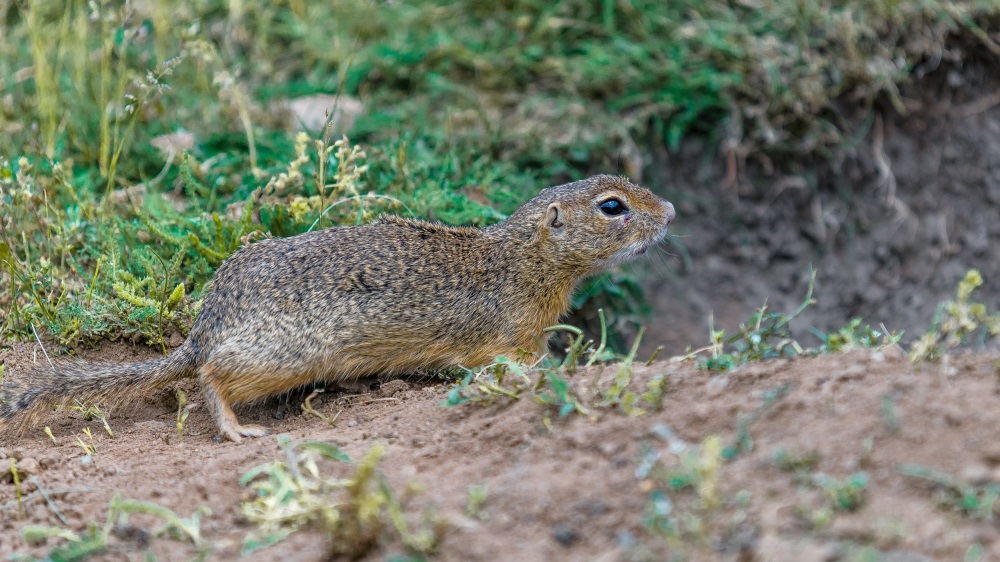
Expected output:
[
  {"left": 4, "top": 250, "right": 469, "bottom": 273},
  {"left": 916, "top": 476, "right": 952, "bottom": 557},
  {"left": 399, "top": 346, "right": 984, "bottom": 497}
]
[{"left": 640, "top": 56, "right": 1000, "bottom": 356}]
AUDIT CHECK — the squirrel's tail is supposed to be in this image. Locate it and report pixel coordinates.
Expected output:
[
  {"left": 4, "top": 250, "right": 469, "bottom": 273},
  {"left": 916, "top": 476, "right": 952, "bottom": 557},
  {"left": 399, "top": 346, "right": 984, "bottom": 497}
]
[{"left": 0, "top": 341, "right": 199, "bottom": 432}]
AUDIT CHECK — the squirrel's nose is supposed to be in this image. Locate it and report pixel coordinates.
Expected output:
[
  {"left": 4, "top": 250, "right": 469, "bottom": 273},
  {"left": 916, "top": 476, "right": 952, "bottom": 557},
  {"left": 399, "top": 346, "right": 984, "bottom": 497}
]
[{"left": 662, "top": 200, "right": 676, "bottom": 225}]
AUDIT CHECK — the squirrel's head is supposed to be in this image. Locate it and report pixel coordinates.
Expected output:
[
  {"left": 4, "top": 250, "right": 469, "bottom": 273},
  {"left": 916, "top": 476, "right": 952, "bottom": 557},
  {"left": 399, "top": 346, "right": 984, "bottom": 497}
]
[{"left": 521, "top": 175, "right": 675, "bottom": 274}]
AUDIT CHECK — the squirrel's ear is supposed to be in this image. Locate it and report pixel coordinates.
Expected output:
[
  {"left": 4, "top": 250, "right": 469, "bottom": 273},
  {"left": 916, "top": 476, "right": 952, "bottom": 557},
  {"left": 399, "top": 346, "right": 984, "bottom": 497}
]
[{"left": 545, "top": 202, "right": 566, "bottom": 236}]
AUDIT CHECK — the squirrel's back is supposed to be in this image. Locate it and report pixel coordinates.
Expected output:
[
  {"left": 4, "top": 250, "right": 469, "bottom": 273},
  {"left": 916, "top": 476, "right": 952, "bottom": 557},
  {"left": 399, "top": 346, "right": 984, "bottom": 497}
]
[{"left": 189, "top": 215, "right": 520, "bottom": 372}]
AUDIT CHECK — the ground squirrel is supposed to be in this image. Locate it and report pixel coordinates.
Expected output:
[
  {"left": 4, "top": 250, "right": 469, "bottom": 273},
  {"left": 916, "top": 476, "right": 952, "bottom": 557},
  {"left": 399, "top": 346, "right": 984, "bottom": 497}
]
[{"left": 0, "top": 175, "right": 675, "bottom": 442}]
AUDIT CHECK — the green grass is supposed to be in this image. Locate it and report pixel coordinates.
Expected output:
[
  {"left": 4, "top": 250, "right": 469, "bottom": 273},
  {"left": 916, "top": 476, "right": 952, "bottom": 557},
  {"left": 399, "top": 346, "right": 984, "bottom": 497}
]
[
  {"left": 1, "top": 0, "right": 998, "bottom": 348},
  {"left": 240, "top": 437, "right": 439, "bottom": 557},
  {"left": 899, "top": 464, "right": 1000, "bottom": 520},
  {"left": 678, "top": 271, "right": 903, "bottom": 372},
  {"left": 16, "top": 494, "right": 210, "bottom": 562}
]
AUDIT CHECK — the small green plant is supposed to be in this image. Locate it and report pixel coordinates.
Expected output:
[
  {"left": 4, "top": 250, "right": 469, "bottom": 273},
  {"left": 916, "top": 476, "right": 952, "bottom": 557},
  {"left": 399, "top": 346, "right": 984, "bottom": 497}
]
[
  {"left": 776, "top": 447, "right": 869, "bottom": 526},
  {"left": 442, "top": 313, "right": 667, "bottom": 420},
  {"left": 680, "top": 270, "right": 904, "bottom": 372},
  {"left": 59, "top": 401, "right": 114, "bottom": 437},
  {"left": 74, "top": 428, "right": 97, "bottom": 457},
  {"left": 787, "top": 469, "right": 869, "bottom": 529},
  {"left": 965, "top": 543, "right": 987, "bottom": 562},
  {"left": 240, "top": 437, "right": 439, "bottom": 557},
  {"left": 881, "top": 393, "right": 900, "bottom": 434},
  {"left": 639, "top": 373, "right": 667, "bottom": 412},
  {"left": 813, "top": 318, "right": 903, "bottom": 353},
  {"left": 773, "top": 449, "right": 821, "bottom": 473},
  {"left": 598, "top": 327, "right": 649, "bottom": 415},
  {"left": 910, "top": 270, "right": 1000, "bottom": 363},
  {"left": 899, "top": 464, "right": 1000, "bottom": 520},
  {"left": 10, "top": 458, "right": 24, "bottom": 518},
  {"left": 20, "top": 524, "right": 108, "bottom": 561},
  {"left": 640, "top": 434, "right": 725, "bottom": 550},
  {"left": 174, "top": 389, "right": 197, "bottom": 444},
  {"left": 441, "top": 355, "right": 535, "bottom": 407},
  {"left": 18, "top": 494, "right": 209, "bottom": 560},
  {"left": 814, "top": 472, "right": 869, "bottom": 512},
  {"left": 111, "top": 497, "right": 211, "bottom": 545},
  {"left": 684, "top": 272, "right": 815, "bottom": 372},
  {"left": 534, "top": 368, "right": 591, "bottom": 419},
  {"left": 466, "top": 484, "right": 489, "bottom": 520}
]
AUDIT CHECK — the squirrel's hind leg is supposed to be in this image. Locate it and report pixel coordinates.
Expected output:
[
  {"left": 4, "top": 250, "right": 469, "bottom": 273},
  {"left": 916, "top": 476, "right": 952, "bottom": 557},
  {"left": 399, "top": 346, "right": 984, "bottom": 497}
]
[{"left": 199, "top": 361, "right": 268, "bottom": 443}]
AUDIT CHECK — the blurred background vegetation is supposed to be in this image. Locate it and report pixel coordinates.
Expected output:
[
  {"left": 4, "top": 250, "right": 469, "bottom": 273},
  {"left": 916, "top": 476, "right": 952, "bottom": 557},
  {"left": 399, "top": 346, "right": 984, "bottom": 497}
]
[{"left": 1, "top": 0, "right": 998, "bottom": 351}]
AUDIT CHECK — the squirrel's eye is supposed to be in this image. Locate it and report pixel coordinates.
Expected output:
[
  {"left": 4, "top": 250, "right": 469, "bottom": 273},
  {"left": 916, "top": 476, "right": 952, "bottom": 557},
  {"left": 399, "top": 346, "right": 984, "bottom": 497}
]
[{"left": 599, "top": 198, "right": 627, "bottom": 216}]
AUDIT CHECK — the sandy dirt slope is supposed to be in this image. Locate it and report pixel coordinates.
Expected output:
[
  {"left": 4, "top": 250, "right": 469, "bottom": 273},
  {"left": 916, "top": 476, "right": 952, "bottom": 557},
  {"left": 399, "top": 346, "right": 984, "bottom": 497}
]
[{"left": 2, "top": 341, "right": 1000, "bottom": 561}]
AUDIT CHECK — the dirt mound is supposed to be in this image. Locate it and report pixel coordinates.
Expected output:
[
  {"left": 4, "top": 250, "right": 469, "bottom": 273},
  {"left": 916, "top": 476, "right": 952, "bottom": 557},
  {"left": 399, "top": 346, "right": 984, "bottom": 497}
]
[
  {"left": 2, "top": 340, "right": 999, "bottom": 561},
  {"left": 642, "top": 55, "right": 1000, "bottom": 356}
]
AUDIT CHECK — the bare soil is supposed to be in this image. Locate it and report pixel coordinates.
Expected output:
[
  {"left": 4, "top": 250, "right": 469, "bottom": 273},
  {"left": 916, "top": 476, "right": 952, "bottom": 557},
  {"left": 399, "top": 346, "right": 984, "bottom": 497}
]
[
  {"left": 640, "top": 55, "right": 1000, "bottom": 355},
  {"left": 3, "top": 340, "right": 1000, "bottom": 561}
]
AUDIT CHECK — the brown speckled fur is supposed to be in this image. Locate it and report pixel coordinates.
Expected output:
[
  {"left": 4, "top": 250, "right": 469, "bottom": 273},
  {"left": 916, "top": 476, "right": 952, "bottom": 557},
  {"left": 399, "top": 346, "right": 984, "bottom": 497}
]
[{"left": 0, "top": 175, "right": 675, "bottom": 442}]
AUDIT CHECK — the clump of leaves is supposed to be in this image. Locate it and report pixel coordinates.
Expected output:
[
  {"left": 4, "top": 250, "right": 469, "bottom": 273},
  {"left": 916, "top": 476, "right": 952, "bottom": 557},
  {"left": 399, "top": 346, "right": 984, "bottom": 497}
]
[
  {"left": 442, "top": 349, "right": 594, "bottom": 421},
  {"left": 441, "top": 355, "right": 537, "bottom": 408},
  {"left": 534, "top": 366, "right": 592, "bottom": 420},
  {"left": 441, "top": 320, "right": 600, "bottom": 412},
  {"left": 466, "top": 484, "right": 489, "bottom": 520},
  {"left": 639, "top": 434, "right": 725, "bottom": 548},
  {"left": 773, "top": 449, "right": 821, "bottom": 473},
  {"left": 18, "top": 524, "right": 108, "bottom": 562},
  {"left": 793, "top": 471, "right": 870, "bottom": 530},
  {"left": 240, "top": 437, "right": 439, "bottom": 557},
  {"left": 910, "top": 270, "right": 1000, "bottom": 363},
  {"left": 686, "top": 272, "right": 815, "bottom": 372},
  {"left": 73, "top": 428, "right": 97, "bottom": 458},
  {"left": 681, "top": 270, "right": 902, "bottom": 371},
  {"left": 18, "top": 494, "right": 209, "bottom": 560},
  {"left": 598, "top": 326, "right": 669, "bottom": 416},
  {"left": 773, "top": 449, "right": 868, "bottom": 528},
  {"left": 442, "top": 313, "right": 667, "bottom": 420},
  {"left": 58, "top": 400, "right": 114, "bottom": 437},
  {"left": 813, "top": 318, "right": 902, "bottom": 353},
  {"left": 899, "top": 464, "right": 1000, "bottom": 520},
  {"left": 597, "top": 323, "right": 642, "bottom": 411},
  {"left": 814, "top": 472, "right": 869, "bottom": 512}
]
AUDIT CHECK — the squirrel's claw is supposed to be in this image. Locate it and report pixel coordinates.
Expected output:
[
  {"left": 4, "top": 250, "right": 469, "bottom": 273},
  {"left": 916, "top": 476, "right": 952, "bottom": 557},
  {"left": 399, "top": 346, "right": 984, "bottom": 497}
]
[{"left": 222, "top": 423, "right": 269, "bottom": 443}]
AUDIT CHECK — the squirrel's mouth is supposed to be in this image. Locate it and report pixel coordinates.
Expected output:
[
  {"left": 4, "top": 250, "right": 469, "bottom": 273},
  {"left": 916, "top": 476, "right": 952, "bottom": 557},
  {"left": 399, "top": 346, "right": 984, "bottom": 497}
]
[{"left": 594, "top": 240, "right": 656, "bottom": 271}]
